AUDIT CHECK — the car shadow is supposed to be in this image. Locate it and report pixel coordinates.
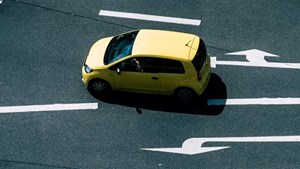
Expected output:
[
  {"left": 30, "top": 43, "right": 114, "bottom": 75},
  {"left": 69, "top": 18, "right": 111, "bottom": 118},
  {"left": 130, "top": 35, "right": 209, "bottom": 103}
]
[{"left": 89, "top": 73, "right": 227, "bottom": 115}]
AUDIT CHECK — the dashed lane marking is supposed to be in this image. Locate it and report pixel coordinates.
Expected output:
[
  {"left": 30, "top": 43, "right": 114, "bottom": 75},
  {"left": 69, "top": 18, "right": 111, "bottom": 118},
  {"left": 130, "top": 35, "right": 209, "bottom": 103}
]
[
  {"left": 208, "top": 98, "right": 300, "bottom": 106},
  {"left": 99, "top": 10, "right": 201, "bottom": 26},
  {"left": 0, "top": 103, "right": 98, "bottom": 113}
]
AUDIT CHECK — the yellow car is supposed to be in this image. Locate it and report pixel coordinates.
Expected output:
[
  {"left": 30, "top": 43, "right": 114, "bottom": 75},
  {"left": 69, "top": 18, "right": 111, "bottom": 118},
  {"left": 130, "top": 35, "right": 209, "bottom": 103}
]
[{"left": 82, "top": 29, "right": 211, "bottom": 102}]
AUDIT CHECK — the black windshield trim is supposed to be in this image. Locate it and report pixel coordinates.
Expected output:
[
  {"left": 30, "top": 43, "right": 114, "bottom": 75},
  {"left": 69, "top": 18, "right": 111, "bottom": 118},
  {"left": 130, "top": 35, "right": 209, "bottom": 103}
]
[{"left": 104, "top": 36, "right": 118, "bottom": 65}]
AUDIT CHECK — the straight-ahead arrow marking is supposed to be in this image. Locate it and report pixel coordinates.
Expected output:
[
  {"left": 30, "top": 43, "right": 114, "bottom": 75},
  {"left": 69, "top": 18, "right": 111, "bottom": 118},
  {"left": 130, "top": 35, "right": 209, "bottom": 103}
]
[
  {"left": 210, "top": 49, "right": 300, "bottom": 69},
  {"left": 226, "top": 49, "right": 279, "bottom": 63}
]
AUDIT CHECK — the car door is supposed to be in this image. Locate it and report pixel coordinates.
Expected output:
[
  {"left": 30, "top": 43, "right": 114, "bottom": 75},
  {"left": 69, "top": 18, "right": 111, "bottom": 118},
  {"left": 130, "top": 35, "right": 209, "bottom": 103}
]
[
  {"left": 159, "top": 59, "right": 186, "bottom": 94},
  {"left": 112, "top": 57, "right": 163, "bottom": 93}
]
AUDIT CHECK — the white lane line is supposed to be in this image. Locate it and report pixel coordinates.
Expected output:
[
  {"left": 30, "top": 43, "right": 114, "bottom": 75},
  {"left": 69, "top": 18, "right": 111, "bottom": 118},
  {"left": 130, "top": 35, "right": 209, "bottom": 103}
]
[
  {"left": 99, "top": 10, "right": 201, "bottom": 26},
  {"left": 208, "top": 98, "right": 300, "bottom": 106},
  {"left": 0, "top": 103, "right": 98, "bottom": 113},
  {"left": 0, "top": 0, "right": 3, "bottom": 4}
]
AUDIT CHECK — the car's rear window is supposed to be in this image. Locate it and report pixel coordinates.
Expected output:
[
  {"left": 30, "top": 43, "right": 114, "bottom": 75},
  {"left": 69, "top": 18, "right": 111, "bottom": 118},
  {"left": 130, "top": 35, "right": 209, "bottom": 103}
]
[{"left": 192, "top": 38, "right": 207, "bottom": 71}]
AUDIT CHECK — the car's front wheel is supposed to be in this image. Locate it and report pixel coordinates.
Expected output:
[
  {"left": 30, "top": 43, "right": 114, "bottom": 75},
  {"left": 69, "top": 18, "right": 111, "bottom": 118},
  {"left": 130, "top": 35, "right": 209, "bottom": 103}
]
[
  {"left": 88, "top": 79, "right": 111, "bottom": 94},
  {"left": 174, "top": 87, "right": 196, "bottom": 102}
]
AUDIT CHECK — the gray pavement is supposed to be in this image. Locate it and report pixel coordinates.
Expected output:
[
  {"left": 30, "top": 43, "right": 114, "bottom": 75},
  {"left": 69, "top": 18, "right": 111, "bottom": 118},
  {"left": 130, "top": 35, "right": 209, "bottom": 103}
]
[{"left": 0, "top": 0, "right": 299, "bottom": 168}]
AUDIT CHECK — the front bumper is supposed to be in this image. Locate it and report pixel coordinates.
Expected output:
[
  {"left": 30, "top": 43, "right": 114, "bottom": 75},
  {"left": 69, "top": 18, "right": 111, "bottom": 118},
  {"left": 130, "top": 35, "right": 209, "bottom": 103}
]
[{"left": 81, "top": 66, "right": 89, "bottom": 85}]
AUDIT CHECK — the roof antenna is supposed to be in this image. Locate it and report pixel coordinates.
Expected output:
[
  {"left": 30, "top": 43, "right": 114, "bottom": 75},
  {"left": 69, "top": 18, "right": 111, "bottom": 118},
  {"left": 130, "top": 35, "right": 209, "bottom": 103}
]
[{"left": 185, "top": 40, "right": 191, "bottom": 47}]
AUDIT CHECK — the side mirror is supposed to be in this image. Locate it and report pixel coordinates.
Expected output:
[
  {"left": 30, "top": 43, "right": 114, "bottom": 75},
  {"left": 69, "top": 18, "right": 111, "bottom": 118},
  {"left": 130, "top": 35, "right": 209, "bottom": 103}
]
[{"left": 116, "top": 67, "right": 121, "bottom": 75}]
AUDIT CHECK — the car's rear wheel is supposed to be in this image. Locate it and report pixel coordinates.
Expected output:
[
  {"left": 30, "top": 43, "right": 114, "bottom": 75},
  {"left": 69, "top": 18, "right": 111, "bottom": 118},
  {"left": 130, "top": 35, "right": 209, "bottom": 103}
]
[
  {"left": 88, "top": 79, "right": 111, "bottom": 94},
  {"left": 174, "top": 87, "right": 196, "bottom": 102}
]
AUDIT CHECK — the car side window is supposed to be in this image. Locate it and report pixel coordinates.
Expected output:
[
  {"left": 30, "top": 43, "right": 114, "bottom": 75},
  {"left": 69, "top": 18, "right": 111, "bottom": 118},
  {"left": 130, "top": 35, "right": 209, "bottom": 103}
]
[
  {"left": 115, "top": 57, "right": 163, "bottom": 73},
  {"left": 136, "top": 57, "right": 163, "bottom": 73},
  {"left": 118, "top": 59, "right": 137, "bottom": 72},
  {"left": 162, "top": 59, "right": 185, "bottom": 74}
]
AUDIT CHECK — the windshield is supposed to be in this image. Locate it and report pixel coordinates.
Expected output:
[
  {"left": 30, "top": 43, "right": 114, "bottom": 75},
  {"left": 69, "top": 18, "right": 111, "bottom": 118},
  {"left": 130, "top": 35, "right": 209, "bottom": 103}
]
[{"left": 104, "top": 31, "right": 139, "bottom": 65}]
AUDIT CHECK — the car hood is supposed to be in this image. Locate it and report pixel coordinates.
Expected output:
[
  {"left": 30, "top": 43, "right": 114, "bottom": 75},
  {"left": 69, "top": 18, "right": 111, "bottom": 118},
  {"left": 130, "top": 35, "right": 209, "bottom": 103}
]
[{"left": 85, "top": 37, "right": 113, "bottom": 68}]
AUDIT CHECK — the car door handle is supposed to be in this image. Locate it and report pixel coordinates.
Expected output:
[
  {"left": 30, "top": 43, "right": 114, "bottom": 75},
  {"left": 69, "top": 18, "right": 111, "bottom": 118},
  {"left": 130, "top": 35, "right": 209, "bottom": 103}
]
[{"left": 152, "top": 77, "right": 159, "bottom": 80}]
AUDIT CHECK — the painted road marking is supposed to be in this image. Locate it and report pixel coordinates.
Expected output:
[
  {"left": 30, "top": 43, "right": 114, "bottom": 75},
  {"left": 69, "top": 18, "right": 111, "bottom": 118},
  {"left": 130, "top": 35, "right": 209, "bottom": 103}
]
[
  {"left": 0, "top": 103, "right": 98, "bottom": 113},
  {"left": 99, "top": 10, "right": 201, "bottom": 26},
  {"left": 0, "top": 0, "right": 3, "bottom": 4},
  {"left": 141, "top": 135, "right": 300, "bottom": 155},
  {"left": 227, "top": 49, "right": 279, "bottom": 63},
  {"left": 211, "top": 58, "right": 300, "bottom": 69},
  {"left": 210, "top": 49, "right": 300, "bottom": 69},
  {"left": 207, "top": 98, "right": 300, "bottom": 106}
]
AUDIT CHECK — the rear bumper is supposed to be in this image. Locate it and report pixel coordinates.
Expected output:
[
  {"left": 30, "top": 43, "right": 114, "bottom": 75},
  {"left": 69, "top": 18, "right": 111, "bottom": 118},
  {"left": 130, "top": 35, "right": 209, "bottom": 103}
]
[
  {"left": 196, "top": 69, "right": 211, "bottom": 96},
  {"left": 195, "top": 54, "right": 211, "bottom": 96}
]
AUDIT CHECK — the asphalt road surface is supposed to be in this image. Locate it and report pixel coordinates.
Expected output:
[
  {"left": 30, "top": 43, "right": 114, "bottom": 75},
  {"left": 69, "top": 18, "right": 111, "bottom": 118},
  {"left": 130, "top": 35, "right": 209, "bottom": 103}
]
[{"left": 0, "top": 0, "right": 299, "bottom": 168}]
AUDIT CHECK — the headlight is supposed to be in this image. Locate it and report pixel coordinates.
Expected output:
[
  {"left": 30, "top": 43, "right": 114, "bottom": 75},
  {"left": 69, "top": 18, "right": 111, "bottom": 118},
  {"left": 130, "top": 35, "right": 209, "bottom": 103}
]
[{"left": 84, "top": 64, "right": 93, "bottom": 73}]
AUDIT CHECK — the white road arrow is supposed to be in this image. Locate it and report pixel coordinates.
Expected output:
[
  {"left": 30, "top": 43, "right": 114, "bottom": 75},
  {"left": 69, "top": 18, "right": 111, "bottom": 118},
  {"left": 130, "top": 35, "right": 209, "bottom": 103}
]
[
  {"left": 226, "top": 49, "right": 279, "bottom": 63},
  {"left": 141, "top": 136, "right": 300, "bottom": 155},
  {"left": 210, "top": 49, "right": 300, "bottom": 69}
]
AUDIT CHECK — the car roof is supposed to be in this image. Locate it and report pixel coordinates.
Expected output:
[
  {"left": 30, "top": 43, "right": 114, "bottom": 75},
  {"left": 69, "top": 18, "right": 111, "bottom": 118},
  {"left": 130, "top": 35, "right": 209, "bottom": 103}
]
[{"left": 132, "top": 29, "right": 200, "bottom": 61}]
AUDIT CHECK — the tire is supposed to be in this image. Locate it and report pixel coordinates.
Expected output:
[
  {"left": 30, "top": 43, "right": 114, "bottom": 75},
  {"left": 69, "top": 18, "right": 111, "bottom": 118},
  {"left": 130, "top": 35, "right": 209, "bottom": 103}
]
[
  {"left": 175, "top": 87, "right": 196, "bottom": 102},
  {"left": 88, "top": 79, "right": 111, "bottom": 94}
]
